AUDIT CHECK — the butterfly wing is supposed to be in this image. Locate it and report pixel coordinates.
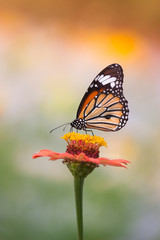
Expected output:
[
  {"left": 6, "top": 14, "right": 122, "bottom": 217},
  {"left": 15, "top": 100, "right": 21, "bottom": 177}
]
[{"left": 76, "top": 63, "right": 129, "bottom": 131}]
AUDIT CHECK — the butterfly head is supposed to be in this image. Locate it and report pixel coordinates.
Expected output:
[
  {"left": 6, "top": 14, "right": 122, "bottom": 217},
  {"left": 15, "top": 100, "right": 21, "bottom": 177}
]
[{"left": 70, "top": 118, "right": 85, "bottom": 130}]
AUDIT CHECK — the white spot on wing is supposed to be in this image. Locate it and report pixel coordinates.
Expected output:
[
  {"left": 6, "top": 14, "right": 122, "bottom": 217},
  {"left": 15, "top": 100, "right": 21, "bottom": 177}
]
[
  {"left": 111, "top": 82, "right": 115, "bottom": 88},
  {"left": 98, "top": 74, "right": 104, "bottom": 81},
  {"left": 101, "top": 77, "right": 116, "bottom": 85},
  {"left": 95, "top": 75, "right": 100, "bottom": 81},
  {"left": 99, "top": 75, "right": 110, "bottom": 83}
]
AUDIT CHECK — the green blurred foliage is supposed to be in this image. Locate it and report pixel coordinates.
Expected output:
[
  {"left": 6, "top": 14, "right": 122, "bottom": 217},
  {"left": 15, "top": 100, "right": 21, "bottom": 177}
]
[{"left": 0, "top": 125, "right": 160, "bottom": 240}]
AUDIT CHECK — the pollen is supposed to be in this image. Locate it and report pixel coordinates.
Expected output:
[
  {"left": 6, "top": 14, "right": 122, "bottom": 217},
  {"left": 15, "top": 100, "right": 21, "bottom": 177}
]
[{"left": 62, "top": 132, "right": 107, "bottom": 148}]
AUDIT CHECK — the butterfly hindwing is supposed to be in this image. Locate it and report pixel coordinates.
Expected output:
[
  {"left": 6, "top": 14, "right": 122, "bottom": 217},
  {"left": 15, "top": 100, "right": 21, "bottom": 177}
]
[
  {"left": 76, "top": 63, "right": 129, "bottom": 132},
  {"left": 84, "top": 93, "right": 125, "bottom": 131}
]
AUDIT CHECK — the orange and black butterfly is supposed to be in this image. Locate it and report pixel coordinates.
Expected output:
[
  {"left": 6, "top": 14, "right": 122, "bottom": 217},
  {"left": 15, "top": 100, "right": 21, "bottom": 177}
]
[{"left": 51, "top": 63, "right": 129, "bottom": 134}]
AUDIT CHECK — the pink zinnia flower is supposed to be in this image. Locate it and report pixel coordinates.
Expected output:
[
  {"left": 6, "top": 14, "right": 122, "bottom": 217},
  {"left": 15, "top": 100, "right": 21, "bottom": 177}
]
[
  {"left": 33, "top": 132, "right": 130, "bottom": 178},
  {"left": 33, "top": 132, "right": 130, "bottom": 240}
]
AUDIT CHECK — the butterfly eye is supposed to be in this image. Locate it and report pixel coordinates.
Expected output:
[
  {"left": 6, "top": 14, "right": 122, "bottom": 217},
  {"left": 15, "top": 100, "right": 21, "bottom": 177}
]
[{"left": 105, "top": 115, "right": 112, "bottom": 119}]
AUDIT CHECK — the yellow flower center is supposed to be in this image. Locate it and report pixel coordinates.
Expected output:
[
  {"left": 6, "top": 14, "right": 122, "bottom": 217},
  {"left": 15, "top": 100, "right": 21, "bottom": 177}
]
[
  {"left": 61, "top": 132, "right": 107, "bottom": 159},
  {"left": 62, "top": 132, "right": 107, "bottom": 148}
]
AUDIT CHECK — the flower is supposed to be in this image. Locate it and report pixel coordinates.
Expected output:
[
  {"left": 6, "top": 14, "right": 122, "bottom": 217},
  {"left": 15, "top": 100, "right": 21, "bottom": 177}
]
[
  {"left": 32, "top": 132, "right": 131, "bottom": 239},
  {"left": 33, "top": 132, "right": 130, "bottom": 178}
]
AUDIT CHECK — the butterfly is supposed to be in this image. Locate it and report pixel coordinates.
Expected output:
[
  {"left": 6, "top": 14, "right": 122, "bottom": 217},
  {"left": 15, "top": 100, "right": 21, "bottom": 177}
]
[{"left": 51, "top": 63, "right": 129, "bottom": 134}]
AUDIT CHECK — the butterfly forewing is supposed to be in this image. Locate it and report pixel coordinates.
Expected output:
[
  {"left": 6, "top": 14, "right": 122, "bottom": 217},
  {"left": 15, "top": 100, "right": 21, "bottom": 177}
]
[
  {"left": 76, "top": 63, "right": 129, "bottom": 132},
  {"left": 77, "top": 64, "right": 123, "bottom": 117}
]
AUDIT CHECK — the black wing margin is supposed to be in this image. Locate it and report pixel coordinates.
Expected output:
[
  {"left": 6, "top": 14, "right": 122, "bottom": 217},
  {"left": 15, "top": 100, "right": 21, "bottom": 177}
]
[{"left": 76, "top": 63, "right": 124, "bottom": 119}]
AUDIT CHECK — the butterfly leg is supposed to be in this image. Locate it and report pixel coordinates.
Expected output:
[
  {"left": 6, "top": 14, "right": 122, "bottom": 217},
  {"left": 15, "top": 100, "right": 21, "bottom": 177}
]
[
  {"left": 70, "top": 126, "right": 73, "bottom": 132},
  {"left": 84, "top": 129, "right": 94, "bottom": 136},
  {"left": 90, "top": 130, "right": 94, "bottom": 136},
  {"left": 87, "top": 130, "right": 94, "bottom": 136}
]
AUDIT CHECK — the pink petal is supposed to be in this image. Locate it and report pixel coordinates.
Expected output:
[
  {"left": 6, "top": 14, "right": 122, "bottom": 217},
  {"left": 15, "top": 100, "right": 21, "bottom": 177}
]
[
  {"left": 75, "top": 153, "right": 100, "bottom": 164},
  {"left": 32, "top": 149, "right": 75, "bottom": 161},
  {"left": 74, "top": 154, "right": 130, "bottom": 168},
  {"left": 97, "top": 157, "right": 131, "bottom": 168},
  {"left": 32, "top": 150, "right": 130, "bottom": 169}
]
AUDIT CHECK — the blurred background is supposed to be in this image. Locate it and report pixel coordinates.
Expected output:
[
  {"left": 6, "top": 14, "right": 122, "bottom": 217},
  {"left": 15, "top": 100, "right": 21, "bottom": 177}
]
[{"left": 0, "top": 1, "right": 160, "bottom": 240}]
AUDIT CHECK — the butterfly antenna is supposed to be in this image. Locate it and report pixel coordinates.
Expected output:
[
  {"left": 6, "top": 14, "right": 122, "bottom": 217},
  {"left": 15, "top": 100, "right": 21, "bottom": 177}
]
[{"left": 50, "top": 123, "right": 70, "bottom": 133}]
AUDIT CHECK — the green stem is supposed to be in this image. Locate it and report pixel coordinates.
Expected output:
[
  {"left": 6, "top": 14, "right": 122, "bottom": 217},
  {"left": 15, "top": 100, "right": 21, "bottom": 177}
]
[{"left": 74, "top": 176, "right": 84, "bottom": 240}]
